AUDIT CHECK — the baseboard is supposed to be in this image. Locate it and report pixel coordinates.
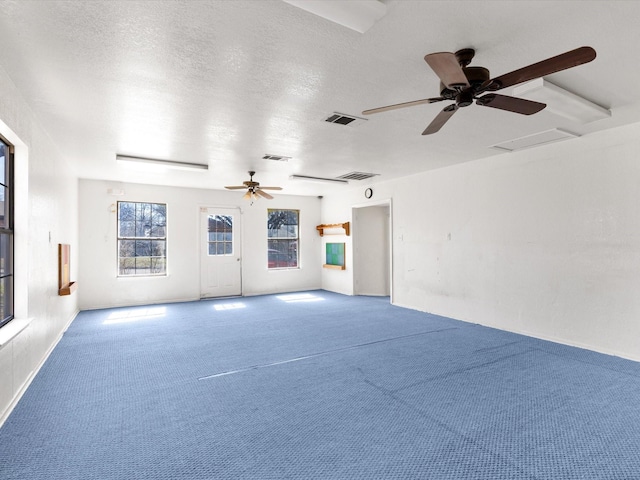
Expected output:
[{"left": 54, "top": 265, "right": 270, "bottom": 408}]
[
  {"left": 0, "top": 309, "right": 79, "bottom": 428},
  {"left": 389, "top": 300, "right": 640, "bottom": 364}
]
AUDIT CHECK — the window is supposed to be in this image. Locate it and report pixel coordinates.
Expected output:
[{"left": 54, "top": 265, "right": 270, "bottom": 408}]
[
  {"left": 267, "top": 209, "right": 299, "bottom": 269},
  {"left": 0, "top": 137, "right": 13, "bottom": 327},
  {"left": 117, "top": 201, "right": 166, "bottom": 276},
  {"left": 207, "top": 215, "right": 233, "bottom": 255}
]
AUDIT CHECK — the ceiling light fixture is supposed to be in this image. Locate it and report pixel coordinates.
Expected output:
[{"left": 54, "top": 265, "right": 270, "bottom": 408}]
[
  {"left": 289, "top": 174, "right": 349, "bottom": 185},
  {"left": 513, "top": 78, "right": 610, "bottom": 124},
  {"left": 282, "top": 0, "right": 388, "bottom": 33},
  {"left": 116, "top": 154, "right": 208, "bottom": 171}
]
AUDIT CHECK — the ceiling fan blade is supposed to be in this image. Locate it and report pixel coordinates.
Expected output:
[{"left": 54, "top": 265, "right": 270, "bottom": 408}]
[
  {"left": 225, "top": 186, "right": 247, "bottom": 190},
  {"left": 422, "top": 104, "right": 458, "bottom": 135},
  {"left": 362, "top": 97, "right": 444, "bottom": 115},
  {"left": 259, "top": 186, "right": 283, "bottom": 190},
  {"left": 476, "top": 93, "right": 546, "bottom": 115},
  {"left": 424, "top": 52, "right": 470, "bottom": 90},
  {"left": 255, "top": 189, "right": 273, "bottom": 200},
  {"left": 484, "top": 46, "right": 596, "bottom": 91}
]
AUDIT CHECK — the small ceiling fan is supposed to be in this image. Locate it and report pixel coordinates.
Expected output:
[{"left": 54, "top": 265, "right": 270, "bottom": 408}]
[
  {"left": 362, "top": 46, "right": 596, "bottom": 135},
  {"left": 225, "top": 171, "right": 282, "bottom": 201}
]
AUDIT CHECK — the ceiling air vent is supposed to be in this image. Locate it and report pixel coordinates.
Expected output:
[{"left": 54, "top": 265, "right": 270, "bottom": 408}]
[
  {"left": 337, "top": 171, "right": 379, "bottom": 181},
  {"left": 324, "top": 112, "right": 368, "bottom": 127},
  {"left": 263, "top": 154, "right": 291, "bottom": 162}
]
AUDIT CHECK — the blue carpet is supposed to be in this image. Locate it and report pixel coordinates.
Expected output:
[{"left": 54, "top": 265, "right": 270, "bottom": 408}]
[{"left": 2, "top": 290, "right": 640, "bottom": 479}]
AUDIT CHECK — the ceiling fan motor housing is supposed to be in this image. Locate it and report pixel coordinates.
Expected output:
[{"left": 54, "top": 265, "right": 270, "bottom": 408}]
[
  {"left": 456, "top": 90, "right": 474, "bottom": 107},
  {"left": 439, "top": 66, "right": 490, "bottom": 98}
]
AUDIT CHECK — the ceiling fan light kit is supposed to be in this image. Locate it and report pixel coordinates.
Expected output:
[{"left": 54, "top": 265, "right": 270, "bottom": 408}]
[
  {"left": 363, "top": 46, "right": 597, "bottom": 135},
  {"left": 225, "top": 171, "right": 282, "bottom": 204}
]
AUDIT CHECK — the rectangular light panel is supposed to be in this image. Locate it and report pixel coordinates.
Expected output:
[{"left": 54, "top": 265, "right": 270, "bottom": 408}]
[
  {"left": 491, "top": 128, "right": 579, "bottom": 152},
  {"left": 116, "top": 154, "right": 208, "bottom": 171},
  {"left": 514, "top": 78, "right": 610, "bottom": 124}
]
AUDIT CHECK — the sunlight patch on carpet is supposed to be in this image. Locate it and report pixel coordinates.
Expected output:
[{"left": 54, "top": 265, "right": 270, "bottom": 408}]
[
  {"left": 103, "top": 306, "right": 166, "bottom": 325},
  {"left": 276, "top": 292, "right": 324, "bottom": 303},
  {"left": 214, "top": 302, "right": 246, "bottom": 311}
]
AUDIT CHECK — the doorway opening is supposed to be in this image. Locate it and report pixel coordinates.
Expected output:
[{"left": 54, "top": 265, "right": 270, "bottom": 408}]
[{"left": 352, "top": 199, "right": 392, "bottom": 302}]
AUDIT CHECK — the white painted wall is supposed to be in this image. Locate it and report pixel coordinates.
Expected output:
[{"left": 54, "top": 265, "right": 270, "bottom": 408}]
[
  {"left": 322, "top": 121, "right": 640, "bottom": 362},
  {"left": 353, "top": 205, "right": 390, "bottom": 296},
  {"left": 78, "top": 180, "right": 322, "bottom": 310},
  {"left": 0, "top": 67, "right": 79, "bottom": 423}
]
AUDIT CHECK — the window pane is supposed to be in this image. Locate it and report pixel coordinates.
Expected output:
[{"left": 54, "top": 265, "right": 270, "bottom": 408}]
[
  {"left": 151, "top": 240, "right": 166, "bottom": 257},
  {"left": 150, "top": 204, "right": 166, "bottom": 237},
  {"left": 208, "top": 243, "right": 216, "bottom": 255},
  {"left": 119, "top": 239, "right": 135, "bottom": 257},
  {"left": 0, "top": 276, "right": 13, "bottom": 325},
  {"left": 119, "top": 202, "right": 135, "bottom": 221},
  {"left": 118, "top": 240, "right": 135, "bottom": 275},
  {"left": 224, "top": 242, "right": 233, "bottom": 255},
  {"left": 0, "top": 233, "right": 12, "bottom": 275},
  {"left": 0, "top": 142, "right": 5, "bottom": 185},
  {"left": 119, "top": 220, "right": 135, "bottom": 237},
  {"left": 150, "top": 220, "right": 164, "bottom": 237},
  {"left": 0, "top": 186, "right": 7, "bottom": 230},
  {"left": 135, "top": 203, "right": 151, "bottom": 237},
  {"left": 135, "top": 239, "right": 151, "bottom": 257},
  {"left": 119, "top": 255, "right": 135, "bottom": 275}
]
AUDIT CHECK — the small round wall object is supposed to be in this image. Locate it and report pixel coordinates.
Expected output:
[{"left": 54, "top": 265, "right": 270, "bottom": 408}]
[{"left": 364, "top": 188, "right": 373, "bottom": 199}]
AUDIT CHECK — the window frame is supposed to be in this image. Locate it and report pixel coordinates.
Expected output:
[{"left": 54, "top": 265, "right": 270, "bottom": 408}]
[
  {"left": 0, "top": 135, "right": 14, "bottom": 328},
  {"left": 267, "top": 209, "right": 299, "bottom": 270},
  {"left": 117, "top": 201, "right": 167, "bottom": 277}
]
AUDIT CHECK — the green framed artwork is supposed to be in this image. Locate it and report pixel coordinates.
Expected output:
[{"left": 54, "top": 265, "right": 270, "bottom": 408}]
[{"left": 324, "top": 242, "right": 346, "bottom": 270}]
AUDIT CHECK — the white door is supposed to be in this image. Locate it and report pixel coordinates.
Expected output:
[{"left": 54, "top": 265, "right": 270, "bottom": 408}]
[{"left": 200, "top": 207, "right": 242, "bottom": 298}]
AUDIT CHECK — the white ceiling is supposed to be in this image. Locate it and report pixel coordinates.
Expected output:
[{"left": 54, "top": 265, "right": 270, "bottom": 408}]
[{"left": 1, "top": 0, "right": 640, "bottom": 196}]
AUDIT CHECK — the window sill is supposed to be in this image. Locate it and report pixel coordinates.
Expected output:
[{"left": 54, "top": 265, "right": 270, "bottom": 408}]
[{"left": 0, "top": 318, "right": 33, "bottom": 349}]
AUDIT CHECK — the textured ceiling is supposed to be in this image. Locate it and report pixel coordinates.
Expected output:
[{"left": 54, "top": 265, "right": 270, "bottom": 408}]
[{"left": 1, "top": 0, "right": 640, "bottom": 196}]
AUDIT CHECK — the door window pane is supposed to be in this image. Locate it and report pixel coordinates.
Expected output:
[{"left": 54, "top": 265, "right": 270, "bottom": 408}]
[{"left": 208, "top": 215, "right": 233, "bottom": 256}]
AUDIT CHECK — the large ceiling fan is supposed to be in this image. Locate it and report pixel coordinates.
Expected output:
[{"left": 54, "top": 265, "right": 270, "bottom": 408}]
[
  {"left": 363, "top": 46, "right": 596, "bottom": 135},
  {"left": 225, "top": 171, "right": 282, "bottom": 201}
]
